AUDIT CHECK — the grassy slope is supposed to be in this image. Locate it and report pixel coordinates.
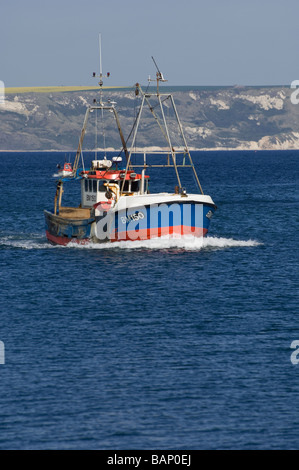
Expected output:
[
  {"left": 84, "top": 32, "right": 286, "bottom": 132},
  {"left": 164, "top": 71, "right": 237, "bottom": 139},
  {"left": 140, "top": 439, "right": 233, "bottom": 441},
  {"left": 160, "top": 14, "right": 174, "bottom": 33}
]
[{"left": 5, "top": 86, "right": 129, "bottom": 94}]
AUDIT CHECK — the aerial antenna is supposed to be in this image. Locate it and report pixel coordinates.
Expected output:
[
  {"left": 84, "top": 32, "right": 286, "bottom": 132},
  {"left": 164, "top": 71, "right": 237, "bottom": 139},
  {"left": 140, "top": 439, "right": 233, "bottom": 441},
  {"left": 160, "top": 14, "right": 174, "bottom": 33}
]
[
  {"left": 99, "top": 32, "right": 103, "bottom": 78},
  {"left": 92, "top": 33, "right": 112, "bottom": 157},
  {"left": 92, "top": 33, "right": 111, "bottom": 104}
]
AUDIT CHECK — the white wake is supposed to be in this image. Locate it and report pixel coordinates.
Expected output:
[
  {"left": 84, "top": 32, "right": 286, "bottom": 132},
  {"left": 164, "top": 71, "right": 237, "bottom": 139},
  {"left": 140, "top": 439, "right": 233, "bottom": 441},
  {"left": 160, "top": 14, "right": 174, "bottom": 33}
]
[
  {"left": 0, "top": 235, "right": 262, "bottom": 251},
  {"left": 71, "top": 235, "right": 261, "bottom": 251}
]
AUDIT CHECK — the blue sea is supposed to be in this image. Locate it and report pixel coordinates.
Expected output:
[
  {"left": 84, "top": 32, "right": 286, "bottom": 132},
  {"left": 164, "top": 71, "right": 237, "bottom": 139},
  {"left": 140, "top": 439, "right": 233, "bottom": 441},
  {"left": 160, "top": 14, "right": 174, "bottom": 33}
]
[{"left": 0, "top": 149, "right": 298, "bottom": 450}]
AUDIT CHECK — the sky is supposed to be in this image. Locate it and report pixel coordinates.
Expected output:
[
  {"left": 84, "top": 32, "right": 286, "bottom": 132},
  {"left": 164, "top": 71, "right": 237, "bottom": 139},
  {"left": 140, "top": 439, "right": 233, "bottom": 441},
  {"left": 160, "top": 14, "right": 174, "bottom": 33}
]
[{"left": 1, "top": 0, "right": 299, "bottom": 87}]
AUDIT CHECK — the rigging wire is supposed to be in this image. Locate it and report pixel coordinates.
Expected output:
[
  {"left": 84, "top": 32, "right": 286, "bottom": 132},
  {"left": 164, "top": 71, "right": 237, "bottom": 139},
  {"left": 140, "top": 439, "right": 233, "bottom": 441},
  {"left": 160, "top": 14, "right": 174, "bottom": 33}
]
[
  {"left": 117, "top": 86, "right": 142, "bottom": 160},
  {"left": 101, "top": 106, "right": 107, "bottom": 158},
  {"left": 95, "top": 107, "right": 98, "bottom": 159}
]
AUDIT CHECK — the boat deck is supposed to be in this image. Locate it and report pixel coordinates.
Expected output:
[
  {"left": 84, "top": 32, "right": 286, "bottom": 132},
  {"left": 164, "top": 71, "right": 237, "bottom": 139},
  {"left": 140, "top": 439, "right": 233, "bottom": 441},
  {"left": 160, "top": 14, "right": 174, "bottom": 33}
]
[{"left": 58, "top": 207, "right": 92, "bottom": 219}]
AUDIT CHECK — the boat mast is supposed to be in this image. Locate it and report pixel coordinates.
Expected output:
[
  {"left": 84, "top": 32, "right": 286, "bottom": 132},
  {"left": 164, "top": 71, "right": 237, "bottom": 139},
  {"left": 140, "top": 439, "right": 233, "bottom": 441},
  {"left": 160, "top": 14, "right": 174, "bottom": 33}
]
[
  {"left": 151, "top": 60, "right": 183, "bottom": 189},
  {"left": 70, "top": 35, "right": 130, "bottom": 176}
]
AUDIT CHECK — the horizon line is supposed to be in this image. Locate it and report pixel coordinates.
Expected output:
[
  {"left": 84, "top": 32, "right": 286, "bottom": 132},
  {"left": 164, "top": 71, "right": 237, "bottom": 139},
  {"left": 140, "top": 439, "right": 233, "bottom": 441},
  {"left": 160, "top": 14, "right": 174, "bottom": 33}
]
[{"left": 4, "top": 84, "right": 289, "bottom": 94}]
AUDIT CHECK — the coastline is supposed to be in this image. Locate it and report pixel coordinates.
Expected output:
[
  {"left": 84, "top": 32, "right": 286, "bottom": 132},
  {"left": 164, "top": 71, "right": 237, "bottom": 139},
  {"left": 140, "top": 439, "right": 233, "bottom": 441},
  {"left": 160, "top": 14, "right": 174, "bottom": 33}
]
[
  {"left": 4, "top": 85, "right": 131, "bottom": 94},
  {"left": 2, "top": 86, "right": 298, "bottom": 154},
  {"left": 0, "top": 147, "right": 298, "bottom": 152}
]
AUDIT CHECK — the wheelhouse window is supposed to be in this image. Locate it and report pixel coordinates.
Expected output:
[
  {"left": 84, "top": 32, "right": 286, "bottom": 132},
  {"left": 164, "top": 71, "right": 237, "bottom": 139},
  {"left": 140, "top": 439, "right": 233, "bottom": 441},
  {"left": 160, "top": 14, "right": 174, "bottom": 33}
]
[
  {"left": 84, "top": 179, "right": 98, "bottom": 192},
  {"left": 131, "top": 180, "right": 140, "bottom": 192},
  {"left": 98, "top": 182, "right": 108, "bottom": 192},
  {"left": 119, "top": 180, "right": 140, "bottom": 193},
  {"left": 121, "top": 181, "right": 130, "bottom": 192},
  {"left": 84, "top": 178, "right": 142, "bottom": 194}
]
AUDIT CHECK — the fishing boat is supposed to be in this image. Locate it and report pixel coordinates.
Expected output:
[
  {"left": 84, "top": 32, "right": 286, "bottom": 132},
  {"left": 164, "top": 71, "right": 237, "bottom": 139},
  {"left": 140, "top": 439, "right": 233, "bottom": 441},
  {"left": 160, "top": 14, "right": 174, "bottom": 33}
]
[
  {"left": 44, "top": 57, "right": 216, "bottom": 245},
  {"left": 56, "top": 161, "right": 73, "bottom": 178}
]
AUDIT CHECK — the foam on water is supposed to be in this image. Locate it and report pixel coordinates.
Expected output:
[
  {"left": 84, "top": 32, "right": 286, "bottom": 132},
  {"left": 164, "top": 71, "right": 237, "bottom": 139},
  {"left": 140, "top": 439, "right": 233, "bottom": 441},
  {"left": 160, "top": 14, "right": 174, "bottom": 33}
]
[
  {"left": 0, "top": 235, "right": 57, "bottom": 250},
  {"left": 69, "top": 235, "right": 262, "bottom": 251},
  {"left": 0, "top": 234, "right": 262, "bottom": 251}
]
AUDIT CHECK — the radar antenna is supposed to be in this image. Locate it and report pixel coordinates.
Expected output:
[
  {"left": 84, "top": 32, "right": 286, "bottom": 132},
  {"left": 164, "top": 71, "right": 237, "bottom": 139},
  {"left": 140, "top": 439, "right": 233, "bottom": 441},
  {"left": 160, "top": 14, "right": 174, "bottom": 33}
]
[{"left": 149, "top": 56, "right": 167, "bottom": 94}]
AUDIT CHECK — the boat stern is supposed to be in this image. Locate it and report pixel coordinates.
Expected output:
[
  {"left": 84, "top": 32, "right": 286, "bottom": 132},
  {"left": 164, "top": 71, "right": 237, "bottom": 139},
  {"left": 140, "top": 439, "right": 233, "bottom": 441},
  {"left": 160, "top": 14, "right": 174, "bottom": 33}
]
[{"left": 44, "top": 209, "right": 95, "bottom": 245}]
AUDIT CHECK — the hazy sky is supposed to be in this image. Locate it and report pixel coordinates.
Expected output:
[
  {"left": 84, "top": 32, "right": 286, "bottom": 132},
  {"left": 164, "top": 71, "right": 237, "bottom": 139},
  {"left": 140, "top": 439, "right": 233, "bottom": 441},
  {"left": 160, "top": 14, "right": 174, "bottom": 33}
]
[{"left": 1, "top": 0, "right": 298, "bottom": 87}]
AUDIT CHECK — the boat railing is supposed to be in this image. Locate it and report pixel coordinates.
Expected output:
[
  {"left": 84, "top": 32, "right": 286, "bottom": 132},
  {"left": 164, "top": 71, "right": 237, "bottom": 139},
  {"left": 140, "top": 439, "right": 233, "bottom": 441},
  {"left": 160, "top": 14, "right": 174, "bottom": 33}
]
[{"left": 124, "top": 150, "right": 196, "bottom": 169}]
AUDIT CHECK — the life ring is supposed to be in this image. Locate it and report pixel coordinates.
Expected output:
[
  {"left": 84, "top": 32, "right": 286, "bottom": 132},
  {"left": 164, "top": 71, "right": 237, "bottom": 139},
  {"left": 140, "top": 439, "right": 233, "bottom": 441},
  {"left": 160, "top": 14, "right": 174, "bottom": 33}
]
[{"left": 93, "top": 200, "right": 112, "bottom": 211}]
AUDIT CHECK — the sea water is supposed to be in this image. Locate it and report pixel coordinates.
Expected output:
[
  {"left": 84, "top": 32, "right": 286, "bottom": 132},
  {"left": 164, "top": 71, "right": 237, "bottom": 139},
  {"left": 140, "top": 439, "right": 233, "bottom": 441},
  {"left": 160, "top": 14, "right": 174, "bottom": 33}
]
[{"left": 0, "top": 150, "right": 298, "bottom": 449}]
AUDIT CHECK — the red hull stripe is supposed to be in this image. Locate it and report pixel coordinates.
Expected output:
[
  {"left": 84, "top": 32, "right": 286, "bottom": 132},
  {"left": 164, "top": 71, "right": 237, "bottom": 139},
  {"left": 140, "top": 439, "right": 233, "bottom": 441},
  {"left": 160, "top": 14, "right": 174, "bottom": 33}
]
[
  {"left": 45, "top": 230, "right": 90, "bottom": 246},
  {"left": 46, "top": 226, "right": 208, "bottom": 245},
  {"left": 110, "top": 226, "right": 208, "bottom": 242}
]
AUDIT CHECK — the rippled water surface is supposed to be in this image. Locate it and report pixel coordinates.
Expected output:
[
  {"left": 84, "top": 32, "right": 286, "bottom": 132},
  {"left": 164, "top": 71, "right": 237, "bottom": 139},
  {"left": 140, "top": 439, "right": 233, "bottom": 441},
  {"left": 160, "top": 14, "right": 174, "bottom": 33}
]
[{"left": 0, "top": 150, "right": 298, "bottom": 449}]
